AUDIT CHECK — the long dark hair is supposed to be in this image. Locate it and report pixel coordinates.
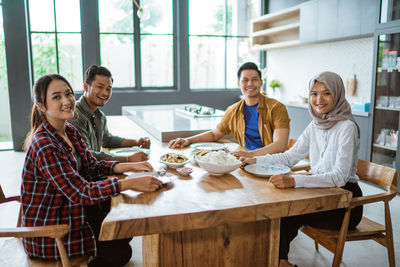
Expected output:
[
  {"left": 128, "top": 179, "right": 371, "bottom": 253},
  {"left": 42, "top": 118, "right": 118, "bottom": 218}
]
[{"left": 23, "top": 74, "right": 74, "bottom": 150}]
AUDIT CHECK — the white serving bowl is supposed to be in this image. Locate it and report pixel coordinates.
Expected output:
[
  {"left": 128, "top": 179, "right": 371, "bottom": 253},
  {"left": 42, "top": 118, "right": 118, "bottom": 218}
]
[
  {"left": 159, "top": 153, "right": 191, "bottom": 169},
  {"left": 197, "top": 160, "right": 241, "bottom": 176}
]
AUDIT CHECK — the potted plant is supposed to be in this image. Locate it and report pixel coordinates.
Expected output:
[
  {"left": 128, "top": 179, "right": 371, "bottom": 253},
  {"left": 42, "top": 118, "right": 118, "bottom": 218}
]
[{"left": 269, "top": 80, "right": 282, "bottom": 98}]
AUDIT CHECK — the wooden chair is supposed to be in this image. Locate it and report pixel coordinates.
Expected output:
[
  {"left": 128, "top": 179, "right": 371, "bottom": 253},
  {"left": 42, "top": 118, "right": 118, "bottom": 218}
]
[
  {"left": 301, "top": 159, "right": 397, "bottom": 267},
  {"left": 0, "top": 184, "right": 86, "bottom": 267},
  {"left": 288, "top": 138, "right": 297, "bottom": 150},
  {"left": 288, "top": 138, "right": 311, "bottom": 172}
]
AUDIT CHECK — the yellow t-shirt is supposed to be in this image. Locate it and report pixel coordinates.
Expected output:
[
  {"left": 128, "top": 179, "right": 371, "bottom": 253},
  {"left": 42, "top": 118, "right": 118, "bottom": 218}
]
[{"left": 217, "top": 95, "right": 290, "bottom": 148}]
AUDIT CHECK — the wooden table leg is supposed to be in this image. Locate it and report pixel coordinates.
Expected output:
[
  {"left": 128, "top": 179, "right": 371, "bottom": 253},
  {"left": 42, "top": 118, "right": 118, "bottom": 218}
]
[
  {"left": 267, "top": 218, "right": 280, "bottom": 267},
  {"left": 142, "top": 219, "right": 280, "bottom": 267}
]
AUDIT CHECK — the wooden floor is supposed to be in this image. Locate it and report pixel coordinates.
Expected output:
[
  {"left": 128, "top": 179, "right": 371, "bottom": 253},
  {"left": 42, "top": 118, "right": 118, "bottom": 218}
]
[{"left": 1, "top": 150, "right": 399, "bottom": 267}]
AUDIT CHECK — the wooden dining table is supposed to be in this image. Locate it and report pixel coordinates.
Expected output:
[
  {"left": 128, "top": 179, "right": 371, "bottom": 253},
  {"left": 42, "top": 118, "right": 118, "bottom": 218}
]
[{"left": 100, "top": 116, "right": 352, "bottom": 267}]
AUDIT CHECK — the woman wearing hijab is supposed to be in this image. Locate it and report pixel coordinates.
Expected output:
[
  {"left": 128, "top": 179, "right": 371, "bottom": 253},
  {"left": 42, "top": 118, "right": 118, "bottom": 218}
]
[{"left": 241, "top": 71, "right": 363, "bottom": 267}]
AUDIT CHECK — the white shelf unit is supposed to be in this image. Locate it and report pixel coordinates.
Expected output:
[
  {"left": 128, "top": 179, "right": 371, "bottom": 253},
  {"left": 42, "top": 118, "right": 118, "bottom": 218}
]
[
  {"left": 251, "top": 5, "right": 300, "bottom": 50},
  {"left": 373, "top": 143, "right": 397, "bottom": 152},
  {"left": 375, "top": 106, "right": 400, "bottom": 112}
]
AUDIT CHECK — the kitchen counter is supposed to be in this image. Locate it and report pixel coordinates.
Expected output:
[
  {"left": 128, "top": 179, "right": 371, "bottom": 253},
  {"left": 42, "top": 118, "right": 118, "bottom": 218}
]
[{"left": 122, "top": 104, "right": 224, "bottom": 142}]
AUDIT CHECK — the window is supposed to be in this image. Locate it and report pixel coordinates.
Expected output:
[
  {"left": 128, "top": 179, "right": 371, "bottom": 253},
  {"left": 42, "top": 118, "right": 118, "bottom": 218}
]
[
  {"left": 28, "top": 0, "right": 83, "bottom": 91},
  {"left": 0, "top": 3, "right": 12, "bottom": 150},
  {"left": 189, "top": 0, "right": 261, "bottom": 89},
  {"left": 99, "top": 0, "right": 174, "bottom": 88}
]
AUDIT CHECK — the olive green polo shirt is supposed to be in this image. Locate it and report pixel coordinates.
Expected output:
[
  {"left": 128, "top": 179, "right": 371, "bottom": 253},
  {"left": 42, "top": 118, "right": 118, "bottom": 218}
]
[
  {"left": 217, "top": 94, "right": 290, "bottom": 148},
  {"left": 68, "top": 96, "right": 123, "bottom": 160}
]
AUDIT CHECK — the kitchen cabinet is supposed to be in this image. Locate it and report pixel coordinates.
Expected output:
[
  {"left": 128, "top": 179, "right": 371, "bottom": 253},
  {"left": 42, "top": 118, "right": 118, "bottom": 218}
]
[
  {"left": 379, "top": 0, "right": 400, "bottom": 23},
  {"left": 369, "top": 0, "right": 400, "bottom": 193},
  {"left": 317, "top": 0, "right": 338, "bottom": 40},
  {"left": 361, "top": 0, "right": 379, "bottom": 34},
  {"left": 370, "top": 33, "right": 400, "bottom": 173},
  {"left": 253, "top": 0, "right": 377, "bottom": 50},
  {"left": 337, "top": 0, "right": 361, "bottom": 38},
  {"left": 299, "top": 1, "right": 318, "bottom": 42}
]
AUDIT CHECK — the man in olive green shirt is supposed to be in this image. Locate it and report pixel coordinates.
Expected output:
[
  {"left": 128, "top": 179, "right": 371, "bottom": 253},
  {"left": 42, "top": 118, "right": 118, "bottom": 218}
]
[{"left": 69, "top": 65, "right": 150, "bottom": 162}]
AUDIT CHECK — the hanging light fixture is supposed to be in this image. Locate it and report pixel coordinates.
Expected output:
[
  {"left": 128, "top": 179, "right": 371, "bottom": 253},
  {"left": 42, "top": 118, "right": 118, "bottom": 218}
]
[{"left": 133, "top": 0, "right": 149, "bottom": 20}]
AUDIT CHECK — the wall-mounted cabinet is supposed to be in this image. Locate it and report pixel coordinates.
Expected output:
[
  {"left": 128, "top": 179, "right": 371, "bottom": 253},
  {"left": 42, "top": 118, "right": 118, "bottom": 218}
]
[
  {"left": 251, "top": 5, "right": 300, "bottom": 50},
  {"left": 252, "top": 0, "right": 378, "bottom": 50}
]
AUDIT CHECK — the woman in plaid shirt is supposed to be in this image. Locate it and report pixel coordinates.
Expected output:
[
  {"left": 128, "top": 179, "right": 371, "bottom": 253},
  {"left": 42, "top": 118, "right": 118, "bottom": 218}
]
[{"left": 21, "top": 74, "right": 162, "bottom": 266}]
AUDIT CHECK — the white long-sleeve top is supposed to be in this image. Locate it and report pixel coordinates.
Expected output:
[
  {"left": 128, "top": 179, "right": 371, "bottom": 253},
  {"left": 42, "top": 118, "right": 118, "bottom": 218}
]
[{"left": 256, "top": 120, "right": 359, "bottom": 188}]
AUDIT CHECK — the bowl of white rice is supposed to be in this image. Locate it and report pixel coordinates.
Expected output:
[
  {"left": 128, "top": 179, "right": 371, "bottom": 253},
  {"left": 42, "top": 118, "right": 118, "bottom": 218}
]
[{"left": 197, "top": 151, "right": 241, "bottom": 176}]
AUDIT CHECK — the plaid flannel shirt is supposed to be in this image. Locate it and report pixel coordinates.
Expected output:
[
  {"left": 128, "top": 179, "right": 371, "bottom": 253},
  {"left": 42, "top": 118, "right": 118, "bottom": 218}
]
[{"left": 21, "top": 120, "right": 120, "bottom": 260}]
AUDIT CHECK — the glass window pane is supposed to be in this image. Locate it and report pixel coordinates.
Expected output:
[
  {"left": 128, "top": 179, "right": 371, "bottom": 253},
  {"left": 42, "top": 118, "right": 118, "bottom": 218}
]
[
  {"left": 248, "top": 0, "right": 261, "bottom": 20},
  {"left": 189, "top": 0, "right": 225, "bottom": 35},
  {"left": 58, "top": 33, "right": 83, "bottom": 92},
  {"left": 31, "top": 33, "right": 57, "bottom": 81},
  {"left": 226, "top": 37, "right": 259, "bottom": 88},
  {"left": 99, "top": 0, "right": 133, "bottom": 33},
  {"left": 190, "top": 36, "right": 225, "bottom": 89},
  {"left": 100, "top": 34, "right": 135, "bottom": 87},
  {"left": 55, "top": 0, "right": 81, "bottom": 32},
  {"left": 140, "top": 0, "right": 173, "bottom": 34},
  {"left": 141, "top": 35, "right": 173, "bottom": 87},
  {"left": 227, "top": 0, "right": 251, "bottom": 36},
  {"left": 28, "top": 0, "right": 55, "bottom": 32},
  {"left": 0, "top": 8, "right": 12, "bottom": 149}
]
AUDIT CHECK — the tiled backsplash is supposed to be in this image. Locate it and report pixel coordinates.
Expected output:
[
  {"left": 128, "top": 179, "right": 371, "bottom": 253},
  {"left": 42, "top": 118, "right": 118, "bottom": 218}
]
[{"left": 266, "top": 37, "right": 374, "bottom": 106}]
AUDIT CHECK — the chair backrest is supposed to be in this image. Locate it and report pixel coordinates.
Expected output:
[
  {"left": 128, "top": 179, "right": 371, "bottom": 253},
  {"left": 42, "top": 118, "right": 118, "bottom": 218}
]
[
  {"left": 288, "top": 138, "right": 297, "bottom": 149},
  {"left": 0, "top": 184, "right": 20, "bottom": 204},
  {"left": 356, "top": 159, "right": 397, "bottom": 191},
  {"left": 0, "top": 185, "right": 5, "bottom": 202}
]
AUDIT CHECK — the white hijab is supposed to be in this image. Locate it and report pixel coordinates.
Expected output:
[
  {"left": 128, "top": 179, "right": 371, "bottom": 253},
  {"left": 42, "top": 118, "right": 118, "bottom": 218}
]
[{"left": 308, "top": 71, "right": 360, "bottom": 137}]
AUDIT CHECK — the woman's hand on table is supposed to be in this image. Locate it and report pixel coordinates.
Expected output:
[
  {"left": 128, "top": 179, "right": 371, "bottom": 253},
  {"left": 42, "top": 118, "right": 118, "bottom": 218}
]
[
  {"left": 136, "top": 137, "right": 151, "bottom": 148},
  {"left": 168, "top": 138, "right": 190, "bottom": 148},
  {"left": 113, "top": 161, "right": 154, "bottom": 173},
  {"left": 239, "top": 157, "right": 256, "bottom": 169},
  {"left": 269, "top": 174, "right": 295, "bottom": 188},
  {"left": 118, "top": 176, "right": 162, "bottom": 192},
  {"left": 127, "top": 151, "right": 148, "bottom": 162}
]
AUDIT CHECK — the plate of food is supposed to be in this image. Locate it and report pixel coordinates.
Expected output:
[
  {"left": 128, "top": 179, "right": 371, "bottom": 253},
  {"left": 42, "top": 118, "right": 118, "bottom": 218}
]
[
  {"left": 159, "top": 153, "right": 191, "bottom": 169},
  {"left": 244, "top": 164, "right": 290, "bottom": 177},
  {"left": 109, "top": 146, "right": 150, "bottom": 156},
  {"left": 189, "top": 142, "right": 226, "bottom": 151}
]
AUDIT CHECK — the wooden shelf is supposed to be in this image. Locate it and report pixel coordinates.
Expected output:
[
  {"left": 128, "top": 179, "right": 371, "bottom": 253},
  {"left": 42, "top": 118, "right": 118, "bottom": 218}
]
[
  {"left": 375, "top": 106, "right": 400, "bottom": 112},
  {"left": 252, "top": 40, "right": 301, "bottom": 51},
  {"left": 373, "top": 143, "right": 397, "bottom": 152},
  {"left": 251, "top": 22, "right": 300, "bottom": 37},
  {"left": 251, "top": 5, "right": 300, "bottom": 50}
]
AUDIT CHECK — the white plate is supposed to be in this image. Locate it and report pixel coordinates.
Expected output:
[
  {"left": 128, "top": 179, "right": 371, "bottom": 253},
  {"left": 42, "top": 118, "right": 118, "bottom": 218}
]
[
  {"left": 189, "top": 142, "right": 226, "bottom": 151},
  {"left": 244, "top": 164, "right": 290, "bottom": 177},
  {"left": 109, "top": 147, "right": 150, "bottom": 156}
]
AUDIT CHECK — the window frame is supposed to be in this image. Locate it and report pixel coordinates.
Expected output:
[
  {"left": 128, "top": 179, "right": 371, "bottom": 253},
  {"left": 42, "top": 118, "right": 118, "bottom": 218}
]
[
  {"left": 98, "top": 0, "right": 177, "bottom": 90},
  {"left": 188, "top": 0, "right": 263, "bottom": 90},
  {"left": 26, "top": 0, "right": 84, "bottom": 88}
]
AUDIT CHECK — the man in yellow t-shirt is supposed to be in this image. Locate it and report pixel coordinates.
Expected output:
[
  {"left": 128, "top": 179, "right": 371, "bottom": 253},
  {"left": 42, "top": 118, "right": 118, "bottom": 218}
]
[{"left": 168, "top": 62, "right": 290, "bottom": 157}]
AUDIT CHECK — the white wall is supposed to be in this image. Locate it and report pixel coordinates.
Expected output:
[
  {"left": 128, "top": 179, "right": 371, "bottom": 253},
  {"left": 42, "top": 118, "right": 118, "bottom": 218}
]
[{"left": 266, "top": 37, "right": 374, "bottom": 105}]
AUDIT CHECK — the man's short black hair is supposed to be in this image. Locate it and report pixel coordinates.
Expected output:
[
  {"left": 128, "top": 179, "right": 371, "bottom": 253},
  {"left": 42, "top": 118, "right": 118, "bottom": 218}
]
[
  {"left": 85, "top": 65, "right": 113, "bottom": 85},
  {"left": 237, "top": 62, "right": 261, "bottom": 79}
]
